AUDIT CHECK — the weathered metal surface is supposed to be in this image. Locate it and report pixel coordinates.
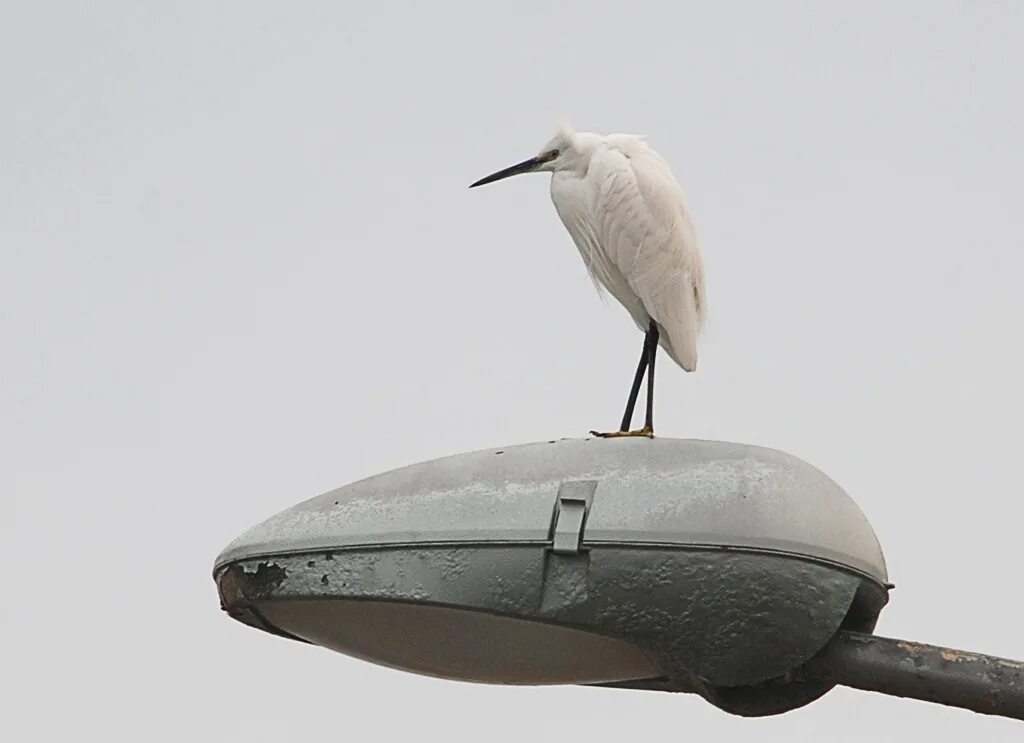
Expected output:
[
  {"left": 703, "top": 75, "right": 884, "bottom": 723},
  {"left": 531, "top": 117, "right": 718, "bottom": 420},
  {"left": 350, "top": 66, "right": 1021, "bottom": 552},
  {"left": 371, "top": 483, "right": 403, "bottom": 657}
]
[
  {"left": 214, "top": 437, "right": 892, "bottom": 716},
  {"left": 802, "top": 631, "right": 1024, "bottom": 721},
  {"left": 216, "top": 541, "right": 887, "bottom": 716},
  {"left": 215, "top": 438, "right": 887, "bottom": 584}
]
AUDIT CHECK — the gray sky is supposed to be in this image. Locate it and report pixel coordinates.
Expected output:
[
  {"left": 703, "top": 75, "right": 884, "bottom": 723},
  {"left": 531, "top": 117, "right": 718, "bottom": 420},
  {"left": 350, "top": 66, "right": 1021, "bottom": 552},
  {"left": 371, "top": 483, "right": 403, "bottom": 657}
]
[{"left": 3, "top": 1, "right": 1023, "bottom": 740}]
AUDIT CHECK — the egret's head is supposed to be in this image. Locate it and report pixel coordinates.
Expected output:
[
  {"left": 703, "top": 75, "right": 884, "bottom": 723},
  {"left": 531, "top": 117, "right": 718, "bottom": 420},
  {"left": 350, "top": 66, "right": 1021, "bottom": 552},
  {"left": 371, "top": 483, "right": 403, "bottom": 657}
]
[{"left": 469, "top": 123, "right": 581, "bottom": 188}]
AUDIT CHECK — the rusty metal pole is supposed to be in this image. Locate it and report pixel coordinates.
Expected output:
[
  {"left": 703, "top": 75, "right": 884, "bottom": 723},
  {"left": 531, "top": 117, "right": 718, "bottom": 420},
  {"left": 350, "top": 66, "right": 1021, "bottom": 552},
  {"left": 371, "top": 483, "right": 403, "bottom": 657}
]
[{"left": 802, "top": 630, "right": 1024, "bottom": 721}]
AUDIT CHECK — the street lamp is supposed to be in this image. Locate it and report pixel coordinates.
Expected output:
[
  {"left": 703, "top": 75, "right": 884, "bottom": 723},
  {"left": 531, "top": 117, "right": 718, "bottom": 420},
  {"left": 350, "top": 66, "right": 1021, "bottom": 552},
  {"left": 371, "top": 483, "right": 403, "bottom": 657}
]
[{"left": 214, "top": 438, "right": 1023, "bottom": 720}]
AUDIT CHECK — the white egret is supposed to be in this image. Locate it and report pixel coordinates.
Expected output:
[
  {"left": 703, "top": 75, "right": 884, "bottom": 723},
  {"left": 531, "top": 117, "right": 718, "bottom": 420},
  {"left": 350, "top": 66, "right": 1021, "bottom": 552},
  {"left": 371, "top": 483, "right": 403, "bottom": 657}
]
[{"left": 470, "top": 124, "right": 706, "bottom": 437}]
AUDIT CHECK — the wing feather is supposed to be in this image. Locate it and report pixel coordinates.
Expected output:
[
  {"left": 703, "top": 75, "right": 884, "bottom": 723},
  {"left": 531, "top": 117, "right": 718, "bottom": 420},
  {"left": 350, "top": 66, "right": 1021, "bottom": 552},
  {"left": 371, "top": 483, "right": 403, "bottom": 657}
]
[
  {"left": 550, "top": 135, "right": 705, "bottom": 371},
  {"left": 593, "top": 138, "right": 705, "bottom": 371}
]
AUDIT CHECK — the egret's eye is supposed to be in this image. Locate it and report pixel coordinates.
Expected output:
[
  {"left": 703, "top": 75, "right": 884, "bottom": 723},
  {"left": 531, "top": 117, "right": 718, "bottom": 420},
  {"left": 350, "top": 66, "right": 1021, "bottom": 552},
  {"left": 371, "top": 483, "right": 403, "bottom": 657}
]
[{"left": 547, "top": 149, "right": 560, "bottom": 160}]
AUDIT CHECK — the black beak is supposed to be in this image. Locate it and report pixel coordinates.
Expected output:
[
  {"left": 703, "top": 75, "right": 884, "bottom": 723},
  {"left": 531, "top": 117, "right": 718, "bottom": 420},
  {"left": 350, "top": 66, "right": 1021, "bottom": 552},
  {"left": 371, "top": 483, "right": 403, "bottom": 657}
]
[{"left": 469, "top": 156, "right": 545, "bottom": 188}]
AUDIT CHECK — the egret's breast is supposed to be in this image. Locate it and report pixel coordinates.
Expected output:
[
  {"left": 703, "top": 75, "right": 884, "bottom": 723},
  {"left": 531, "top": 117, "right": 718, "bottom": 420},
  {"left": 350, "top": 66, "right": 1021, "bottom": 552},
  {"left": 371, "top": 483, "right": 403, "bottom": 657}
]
[{"left": 549, "top": 173, "right": 648, "bottom": 330}]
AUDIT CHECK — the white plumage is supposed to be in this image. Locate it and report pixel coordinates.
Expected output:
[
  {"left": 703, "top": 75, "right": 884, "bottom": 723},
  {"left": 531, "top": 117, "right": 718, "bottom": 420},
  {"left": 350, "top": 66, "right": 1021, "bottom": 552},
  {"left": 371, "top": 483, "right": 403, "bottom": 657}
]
[
  {"left": 470, "top": 123, "right": 705, "bottom": 435},
  {"left": 546, "top": 127, "right": 705, "bottom": 372}
]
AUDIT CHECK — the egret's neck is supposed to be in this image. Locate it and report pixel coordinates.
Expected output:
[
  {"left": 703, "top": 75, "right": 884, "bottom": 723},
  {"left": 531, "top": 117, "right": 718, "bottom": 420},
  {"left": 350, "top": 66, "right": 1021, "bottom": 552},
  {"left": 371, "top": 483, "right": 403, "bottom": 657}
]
[{"left": 558, "top": 137, "right": 601, "bottom": 179}]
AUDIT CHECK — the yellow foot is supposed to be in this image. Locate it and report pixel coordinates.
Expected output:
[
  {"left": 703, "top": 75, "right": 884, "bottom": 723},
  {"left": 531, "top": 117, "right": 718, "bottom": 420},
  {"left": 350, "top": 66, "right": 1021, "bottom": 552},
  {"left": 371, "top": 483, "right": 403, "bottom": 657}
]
[{"left": 590, "top": 427, "right": 654, "bottom": 439}]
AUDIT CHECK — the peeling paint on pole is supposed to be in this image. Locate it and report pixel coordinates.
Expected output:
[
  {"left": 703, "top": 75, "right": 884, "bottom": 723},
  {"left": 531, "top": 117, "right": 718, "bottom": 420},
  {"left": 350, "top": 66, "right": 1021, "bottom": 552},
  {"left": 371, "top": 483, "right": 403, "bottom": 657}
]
[{"left": 802, "top": 631, "right": 1024, "bottom": 720}]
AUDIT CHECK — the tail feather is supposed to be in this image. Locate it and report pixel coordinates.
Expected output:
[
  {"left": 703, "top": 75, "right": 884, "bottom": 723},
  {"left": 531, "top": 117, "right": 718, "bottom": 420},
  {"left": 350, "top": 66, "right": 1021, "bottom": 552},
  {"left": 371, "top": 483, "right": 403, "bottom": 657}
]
[
  {"left": 660, "top": 330, "right": 697, "bottom": 372},
  {"left": 646, "top": 271, "right": 701, "bottom": 373}
]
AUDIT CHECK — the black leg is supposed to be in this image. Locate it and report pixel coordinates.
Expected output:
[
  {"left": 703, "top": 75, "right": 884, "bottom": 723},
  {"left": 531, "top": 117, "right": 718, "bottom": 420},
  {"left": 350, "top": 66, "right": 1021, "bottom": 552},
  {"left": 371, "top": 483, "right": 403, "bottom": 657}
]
[
  {"left": 619, "top": 333, "right": 651, "bottom": 432},
  {"left": 590, "top": 319, "right": 660, "bottom": 439},
  {"left": 644, "top": 320, "right": 659, "bottom": 432}
]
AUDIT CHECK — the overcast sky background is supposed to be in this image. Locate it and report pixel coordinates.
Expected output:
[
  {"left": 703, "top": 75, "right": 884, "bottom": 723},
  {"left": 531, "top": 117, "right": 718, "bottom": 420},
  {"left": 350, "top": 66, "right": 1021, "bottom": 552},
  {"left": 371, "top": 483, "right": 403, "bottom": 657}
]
[{"left": 3, "top": 1, "right": 1023, "bottom": 740}]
